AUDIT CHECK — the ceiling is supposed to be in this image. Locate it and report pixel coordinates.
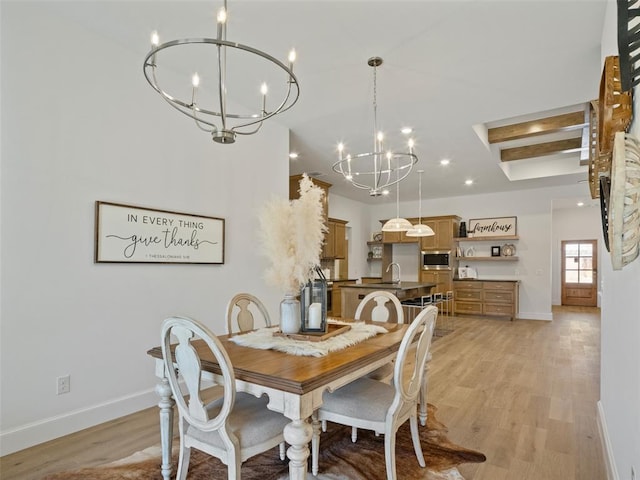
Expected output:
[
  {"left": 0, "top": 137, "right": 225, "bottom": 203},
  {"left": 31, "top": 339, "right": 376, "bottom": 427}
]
[{"left": 45, "top": 0, "right": 608, "bottom": 206}]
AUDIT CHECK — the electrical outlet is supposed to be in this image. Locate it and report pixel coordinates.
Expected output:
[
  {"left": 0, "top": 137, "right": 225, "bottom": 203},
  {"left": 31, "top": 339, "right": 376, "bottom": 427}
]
[{"left": 56, "top": 375, "right": 70, "bottom": 395}]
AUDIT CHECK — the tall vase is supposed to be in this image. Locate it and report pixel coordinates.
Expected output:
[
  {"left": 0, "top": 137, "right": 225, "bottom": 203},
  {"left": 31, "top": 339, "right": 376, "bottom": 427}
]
[
  {"left": 459, "top": 221, "right": 467, "bottom": 238},
  {"left": 280, "top": 293, "right": 301, "bottom": 334}
]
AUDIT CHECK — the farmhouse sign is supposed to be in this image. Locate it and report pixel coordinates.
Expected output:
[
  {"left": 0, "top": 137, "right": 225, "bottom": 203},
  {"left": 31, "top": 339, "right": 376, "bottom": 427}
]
[
  {"left": 467, "top": 216, "right": 517, "bottom": 238},
  {"left": 95, "top": 201, "right": 224, "bottom": 264}
]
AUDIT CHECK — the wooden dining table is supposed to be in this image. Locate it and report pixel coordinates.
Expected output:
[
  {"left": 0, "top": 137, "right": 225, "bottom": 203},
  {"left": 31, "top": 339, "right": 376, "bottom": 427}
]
[{"left": 146, "top": 320, "right": 410, "bottom": 480}]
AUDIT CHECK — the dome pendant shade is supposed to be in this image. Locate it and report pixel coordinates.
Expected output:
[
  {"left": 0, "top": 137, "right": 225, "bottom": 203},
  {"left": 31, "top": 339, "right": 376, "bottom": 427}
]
[
  {"left": 406, "top": 223, "right": 435, "bottom": 237},
  {"left": 382, "top": 217, "right": 414, "bottom": 232},
  {"left": 382, "top": 159, "right": 411, "bottom": 232}
]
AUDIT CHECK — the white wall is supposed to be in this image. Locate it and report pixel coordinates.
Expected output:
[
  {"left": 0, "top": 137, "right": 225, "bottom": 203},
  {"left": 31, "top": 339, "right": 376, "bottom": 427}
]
[
  {"left": 551, "top": 205, "right": 603, "bottom": 306},
  {"left": 597, "top": 3, "right": 640, "bottom": 478},
  {"left": 325, "top": 193, "right": 371, "bottom": 280},
  {"left": 0, "top": 3, "right": 289, "bottom": 454},
  {"left": 363, "top": 185, "right": 594, "bottom": 320},
  {"left": 3, "top": 2, "right": 639, "bottom": 473}
]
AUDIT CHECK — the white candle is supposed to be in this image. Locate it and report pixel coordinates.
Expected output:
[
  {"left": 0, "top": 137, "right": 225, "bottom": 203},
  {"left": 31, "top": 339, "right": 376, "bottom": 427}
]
[{"left": 308, "top": 302, "right": 322, "bottom": 329}]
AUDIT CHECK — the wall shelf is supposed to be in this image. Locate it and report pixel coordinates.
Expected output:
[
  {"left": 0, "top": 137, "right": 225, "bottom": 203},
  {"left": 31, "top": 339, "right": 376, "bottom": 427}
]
[
  {"left": 458, "top": 256, "right": 519, "bottom": 261},
  {"left": 366, "top": 241, "right": 384, "bottom": 262},
  {"left": 454, "top": 235, "right": 519, "bottom": 242}
]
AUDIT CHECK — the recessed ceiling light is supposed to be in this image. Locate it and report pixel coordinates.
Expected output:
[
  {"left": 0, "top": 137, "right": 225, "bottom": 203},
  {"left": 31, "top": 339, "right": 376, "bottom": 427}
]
[
  {"left": 440, "top": 159, "right": 450, "bottom": 166},
  {"left": 289, "top": 152, "right": 299, "bottom": 159},
  {"left": 401, "top": 127, "right": 413, "bottom": 135},
  {"left": 577, "top": 202, "right": 584, "bottom": 207},
  {"left": 382, "top": 189, "right": 390, "bottom": 195},
  {"left": 465, "top": 179, "right": 473, "bottom": 186}
]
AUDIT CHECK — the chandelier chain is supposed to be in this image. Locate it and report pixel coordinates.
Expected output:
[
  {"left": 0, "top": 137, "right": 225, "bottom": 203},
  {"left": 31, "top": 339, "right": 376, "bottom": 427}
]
[{"left": 332, "top": 56, "right": 418, "bottom": 197}]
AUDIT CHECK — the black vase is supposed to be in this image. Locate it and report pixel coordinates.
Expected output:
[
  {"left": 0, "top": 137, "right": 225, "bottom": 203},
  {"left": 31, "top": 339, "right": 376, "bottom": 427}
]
[{"left": 459, "top": 222, "right": 467, "bottom": 238}]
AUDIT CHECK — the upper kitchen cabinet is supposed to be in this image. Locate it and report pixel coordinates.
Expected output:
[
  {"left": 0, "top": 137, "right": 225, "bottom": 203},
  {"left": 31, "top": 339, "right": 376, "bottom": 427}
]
[
  {"left": 290, "top": 175, "right": 343, "bottom": 259},
  {"left": 323, "top": 218, "right": 348, "bottom": 259},
  {"left": 289, "top": 174, "right": 331, "bottom": 223},
  {"left": 381, "top": 229, "right": 418, "bottom": 244},
  {"left": 380, "top": 215, "right": 460, "bottom": 249},
  {"left": 419, "top": 215, "right": 460, "bottom": 251}
]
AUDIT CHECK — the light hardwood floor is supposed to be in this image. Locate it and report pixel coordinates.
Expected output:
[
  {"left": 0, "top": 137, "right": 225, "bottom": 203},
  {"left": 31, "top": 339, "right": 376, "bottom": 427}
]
[{"left": 1, "top": 306, "right": 605, "bottom": 480}]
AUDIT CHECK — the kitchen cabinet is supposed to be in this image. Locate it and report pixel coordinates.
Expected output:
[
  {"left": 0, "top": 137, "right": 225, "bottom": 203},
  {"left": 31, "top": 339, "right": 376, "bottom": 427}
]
[
  {"left": 380, "top": 215, "right": 459, "bottom": 246},
  {"left": 377, "top": 215, "right": 460, "bottom": 285},
  {"left": 289, "top": 176, "right": 346, "bottom": 260},
  {"left": 322, "top": 218, "right": 347, "bottom": 259},
  {"left": 420, "top": 216, "right": 460, "bottom": 251},
  {"left": 340, "top": 282, "right": 436, "bottom": 320},
  {"left": 360, "top": 276, "right": 382, "bottom": 284},
  {"left": 453, "top": 280, "right": 519, "bottom": 320},
  {"left": 334, "top": 221, "right": 346, "bottom": 258},
  {"left": 330, "top": 280, "right": 354, "bottom": 318},
  {"left": 381, "top": 230, "right": 417, "bottom": 244},
  {"left": 420, "top": 270, "right": 453, "bottom": 295}
]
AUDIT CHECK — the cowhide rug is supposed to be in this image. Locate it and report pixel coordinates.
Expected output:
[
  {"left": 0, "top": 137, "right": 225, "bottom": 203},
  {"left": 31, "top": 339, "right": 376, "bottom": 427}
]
[{"left": 42, "top": 404, "right": 485, "bottom": 480}]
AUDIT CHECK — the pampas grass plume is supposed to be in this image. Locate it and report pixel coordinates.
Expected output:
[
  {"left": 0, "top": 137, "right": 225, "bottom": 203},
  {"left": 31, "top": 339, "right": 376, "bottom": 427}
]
[{"left": 259, "top": 174, "right": 327, "bottom": 294}]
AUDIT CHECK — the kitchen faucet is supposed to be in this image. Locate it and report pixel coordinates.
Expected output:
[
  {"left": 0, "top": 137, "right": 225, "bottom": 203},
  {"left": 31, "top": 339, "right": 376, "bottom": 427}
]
[{"left": 386, "top": 262, "right": 401, "bottom": 284}]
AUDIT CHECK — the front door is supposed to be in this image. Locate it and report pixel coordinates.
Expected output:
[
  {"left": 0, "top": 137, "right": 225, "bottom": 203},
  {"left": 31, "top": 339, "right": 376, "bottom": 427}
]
[{"left": 561, "top": 240, "right": 598, "bottom": 306}]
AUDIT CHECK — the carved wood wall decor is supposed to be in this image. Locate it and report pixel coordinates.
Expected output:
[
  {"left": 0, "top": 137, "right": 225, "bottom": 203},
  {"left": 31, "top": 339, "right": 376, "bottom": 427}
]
[
  {"left": 609, "top": 132, "right": 640, "bottom": 270},
  {"left": 598, "top": 56, "right": 633, "bottom": 156},
  {"left": 616, "top": 0, "right": 640, "bottom": 91},
  {"left": 588, "top": 100, "right": 612, "bottom": 199},
  {"left": 599, "top": 175, "right": 611, "bottom": 252}
]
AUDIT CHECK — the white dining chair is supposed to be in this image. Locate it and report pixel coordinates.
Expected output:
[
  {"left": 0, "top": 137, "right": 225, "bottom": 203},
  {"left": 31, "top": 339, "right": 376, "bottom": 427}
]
[
  {"left": 225, "top": 294, "right": 285, "bottom": 459},
  {"left": 356, "top": 290, "right": 404, "bottom": 379},
  {"left": 354, "top": 290, "right": 404, "bottom": 325},
  {"left": 311, "top": 305, "right": 438, "bottom": 480},
  {"left": 325, "top": 290, "right": 404, "bottom": 440},
  {"left": 226, "top": 293, "right": 272, "bottom": 334},
  {"left": 161, "top": 316, "right": 289, "bottom": 480}
]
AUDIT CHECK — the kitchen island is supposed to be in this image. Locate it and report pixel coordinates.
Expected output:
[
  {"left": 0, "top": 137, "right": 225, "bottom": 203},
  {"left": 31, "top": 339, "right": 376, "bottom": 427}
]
[{"left": 340, "top": 282, "right": 436, "bottom": 321}]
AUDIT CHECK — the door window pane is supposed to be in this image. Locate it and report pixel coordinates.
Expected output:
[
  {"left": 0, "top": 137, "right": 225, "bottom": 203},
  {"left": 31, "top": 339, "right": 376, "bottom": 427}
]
[
  {"left": 580, "top": 257, "right": 593, "bottom": 270},
  {"left": 580, "top": 243, "right": 593, "bottom": 256},
  {"left": 565, "top": 271, "right": 579, "bottom": 283},
  {"left": 580, "top": 270, "right": 593, "bottom": 283},
  {"left": 565, "top": 257, "right": 579, "bottom": 270},
  {"left": 565, "top": 244, "right": 579, "bottom": 257}
]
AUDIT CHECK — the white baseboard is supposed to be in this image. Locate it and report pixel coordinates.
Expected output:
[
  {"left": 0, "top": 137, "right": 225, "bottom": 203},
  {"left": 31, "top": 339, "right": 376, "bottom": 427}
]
[
  {"left": 597, "top": 400, "right": 620, "bottom": 480},
  {"left": 0, "top": 388, "right": 158, "bottom": 456},
  {"left": 517, "top": 311, "right": 553, "bottom": 321}
]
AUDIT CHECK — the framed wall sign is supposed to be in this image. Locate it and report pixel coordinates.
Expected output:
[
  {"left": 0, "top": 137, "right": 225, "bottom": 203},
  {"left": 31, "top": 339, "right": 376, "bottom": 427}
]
[
  {"left": 468, "top": 216, "right": 517, "bottom": 238},
  {"left": 95, "top": 201, "right": 224, "bottom": 264}
]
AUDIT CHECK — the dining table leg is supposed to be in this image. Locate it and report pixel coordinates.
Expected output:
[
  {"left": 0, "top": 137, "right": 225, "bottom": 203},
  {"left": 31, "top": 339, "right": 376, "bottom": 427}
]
[
  {"left": 156, "top": 377, "right": 175, "bottom": 480},
  {"left": 283, "top": 418, "right": 313, "bottom": 479}
]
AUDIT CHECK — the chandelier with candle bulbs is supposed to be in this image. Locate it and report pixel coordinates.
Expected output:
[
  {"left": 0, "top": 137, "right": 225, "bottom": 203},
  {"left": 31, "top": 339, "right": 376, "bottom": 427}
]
[
  {"left": 333, "top": 57, "right": 418, "bottom": 196},
  {"left": 143, "top": 0, "right": 300, "bottom": 144}
]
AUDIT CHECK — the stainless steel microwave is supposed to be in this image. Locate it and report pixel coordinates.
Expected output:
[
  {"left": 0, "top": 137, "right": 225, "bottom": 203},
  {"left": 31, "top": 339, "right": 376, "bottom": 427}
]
[{"left": 421, "top": 250, "right": 452, "bottom": 270}]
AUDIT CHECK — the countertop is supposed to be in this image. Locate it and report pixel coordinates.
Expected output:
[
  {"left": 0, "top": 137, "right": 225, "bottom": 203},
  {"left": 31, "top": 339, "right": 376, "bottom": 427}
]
[
  {"left": 453, "top": 278, "right": 519, "bottom": 283},
  {"left": 340, "top": 281, "right": 437, "bottom": 291}
]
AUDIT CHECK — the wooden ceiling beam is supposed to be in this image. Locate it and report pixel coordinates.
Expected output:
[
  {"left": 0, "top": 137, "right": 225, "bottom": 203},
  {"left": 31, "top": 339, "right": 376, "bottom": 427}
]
[
  {"left": 500, "top": 137, "right": 584, "bottom": 162},
  {"left": 488, "top": 111, "right": 587, "bottom": 144}
]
